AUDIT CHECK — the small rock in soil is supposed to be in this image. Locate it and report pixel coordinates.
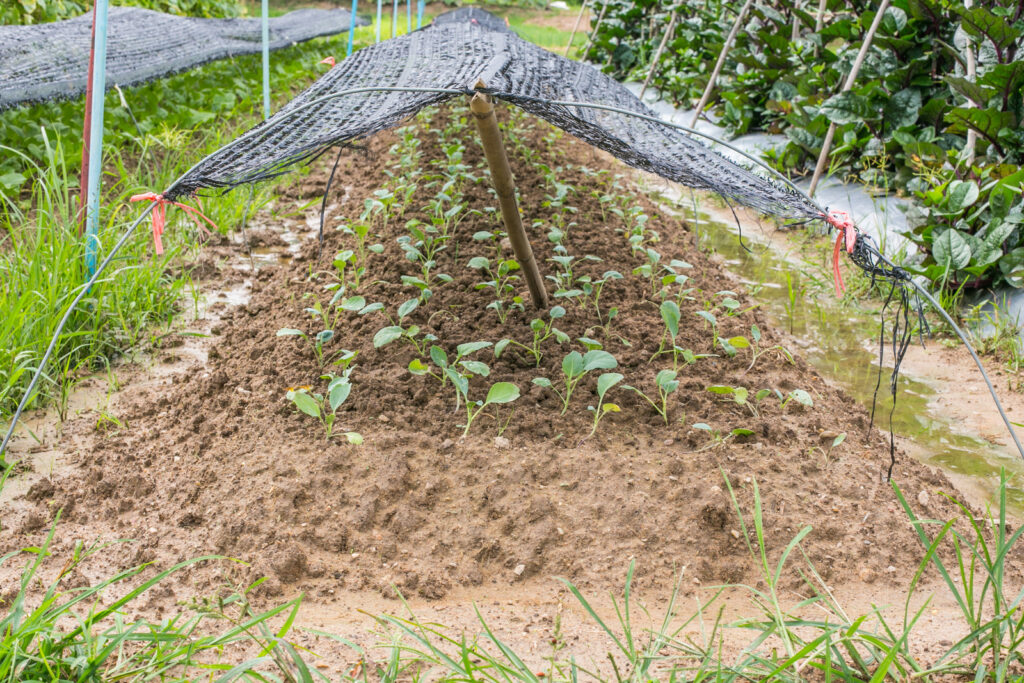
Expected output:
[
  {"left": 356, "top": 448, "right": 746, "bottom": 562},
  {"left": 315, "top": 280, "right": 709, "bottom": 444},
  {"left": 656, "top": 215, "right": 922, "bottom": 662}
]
[{"left": 494, "top": 436, "right": 511, "bottom": 450}]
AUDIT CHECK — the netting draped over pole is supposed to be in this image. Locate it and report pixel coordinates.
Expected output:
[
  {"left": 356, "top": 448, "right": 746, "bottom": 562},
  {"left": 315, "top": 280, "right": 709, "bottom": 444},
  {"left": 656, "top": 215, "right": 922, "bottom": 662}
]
[
  {"left": 0, "top": 7, "right": 366, "bottom": 111},
  {"left": 84, "top": 0, "right": 109, "bottom": 276},
  {"left": 261, "top": 0, "right": 271, "bottom": 120}
]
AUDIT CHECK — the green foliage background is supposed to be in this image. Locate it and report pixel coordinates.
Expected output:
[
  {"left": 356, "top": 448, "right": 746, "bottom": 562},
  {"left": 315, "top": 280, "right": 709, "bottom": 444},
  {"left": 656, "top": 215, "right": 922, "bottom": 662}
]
[
  {"left": 1, "top": 0, "right": 243, "bottom": 25},
  {"left": 589, "top": 0, "right": 1023, "bottom": 291}
]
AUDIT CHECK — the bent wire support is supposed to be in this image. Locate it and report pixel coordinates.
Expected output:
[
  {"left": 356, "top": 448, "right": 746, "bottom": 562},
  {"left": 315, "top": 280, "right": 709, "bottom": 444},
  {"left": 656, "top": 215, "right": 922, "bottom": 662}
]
[{"left": 2, "top": 8, "right": 1021, "bottom": 471}]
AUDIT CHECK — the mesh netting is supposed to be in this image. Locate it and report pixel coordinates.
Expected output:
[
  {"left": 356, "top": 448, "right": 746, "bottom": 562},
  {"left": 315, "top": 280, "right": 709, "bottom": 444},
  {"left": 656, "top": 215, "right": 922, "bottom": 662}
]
[
  {"left": 167, "top": 7, "right": 821, "bottom": 222},
  {"left": 0, "top": 7, "right": 366, "bottom": 110}
]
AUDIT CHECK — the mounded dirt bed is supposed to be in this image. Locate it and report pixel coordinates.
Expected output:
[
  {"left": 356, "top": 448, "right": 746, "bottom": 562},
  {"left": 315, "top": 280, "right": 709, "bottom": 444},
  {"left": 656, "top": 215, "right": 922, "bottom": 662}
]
[{"left": 2, "top": 105, "right": 973, "bottom": 606}]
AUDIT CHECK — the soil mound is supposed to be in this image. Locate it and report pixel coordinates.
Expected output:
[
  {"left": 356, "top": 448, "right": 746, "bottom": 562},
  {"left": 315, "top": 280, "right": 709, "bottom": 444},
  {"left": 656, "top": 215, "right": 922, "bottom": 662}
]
[{"left": 3, "top": 106, "right": 963, "bottom": 602}]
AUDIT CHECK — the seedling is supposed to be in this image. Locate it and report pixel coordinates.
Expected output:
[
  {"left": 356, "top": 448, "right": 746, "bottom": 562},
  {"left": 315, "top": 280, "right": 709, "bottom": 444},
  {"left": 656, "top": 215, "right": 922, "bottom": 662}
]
[
  {"left": 741, "top": 324, "right": 795, "bottom": 371},
  {"left": 533, "top": 348, "right": 618, "bottom": 415},
  {"left": 780, "top": 388, "right": 814, "bottom": 412},
  {"left": 624, "top": 370, "right": 679, "bottom": 424},
  {"left": 409, "top": 341, "right": 492, "bottom": 409},
  {"left": 587, "top": 372, "right": 623, "bottom": 436},
  {"left": 462, "top": 382, "right": 520, "bottom": 437},
  {"left": 495, "top": 306, "right": 569, "bottom": 367},
  {"left": 653, "top": 301, "right": 710, "bottom": 370},
  {"left": 692, "top": 422, "right": 754, "bottom": 452},
  {"left": 276, "top": 316, "right": 357, "bottom": 369},
  {"left": 467, "top": 256, "right": 524, "bottom": 323},
  {"left": 398, "top": 218, "right": 450, "bottom": 285},
  {"left": 577, "top": 270, "right": 623, "bottom": 328},
  {"left": 285, "top": 373, "right": 362, "bottom": 443},
  {"left": 374, "top": 299, "right": 436, "bottom": 355},
  {"left": 706, "top": 385, "right": 771, "bottom": 417}
]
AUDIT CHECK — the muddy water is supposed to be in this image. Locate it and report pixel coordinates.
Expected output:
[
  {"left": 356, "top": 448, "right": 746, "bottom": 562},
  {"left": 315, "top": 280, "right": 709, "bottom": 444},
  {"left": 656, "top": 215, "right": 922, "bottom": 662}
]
[{"left": 676, "top": 196, "right": 1024, "bottom": 514}]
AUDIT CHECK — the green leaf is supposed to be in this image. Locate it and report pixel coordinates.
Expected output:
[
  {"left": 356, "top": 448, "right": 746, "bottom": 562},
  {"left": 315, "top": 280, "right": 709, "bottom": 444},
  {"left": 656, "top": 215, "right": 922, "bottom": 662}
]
[
  {"left": 328, "top": 382, "right": 351, "bottom": 412},
  {"left": 345, "top": 432, "right": 364, "bottom": 445},
  {"left": 457, "top": 341, "right": 492, "bottom": 357},
  {"left": 788, "top": 389, "right": 814, "bottom": 407},
  {"left": 467, "top": 256, "right": 490, "bottom": 270},
  {"left": 707, "top": 385, "right": 734, "bottom": 395},
  {"left": 495, "top": 339, "right": 511, "bottom": 358},
  {"left": 373, "top": 326, "right": 403, "bottom": 348},
  {"left": 562, "top": 351, "right": 585, "bottom": 378},
  {"left": 733, "top": 387, "right": 749, "bottom": 405},
  {"left": 532, "top": 377, "right": 553, "bottom": 388},
  {"left": 728, "top": 336, "right": 750, "bottom": 349},
  {"left": 459, "top": 360, "right": 490, "bottom": 376},
  {"left": 957, "top": 6, "right": 1021, "bottom": 50},
  {"left": 596, "top": 372, "right": 624, "bottom": 399},
  {"left": 820, "top": 91, "right": 873, "bottom": 125},
  {"left": 693, "top": 423, "right": 712, "bottom": 431},
  {"left": 398, "top": 298, "right": 419, "bottom": 319},
  {"left": 731, "top": 428, "right": 755, "bottom": 436},
  {"left": 277, "top": 328, "right": 305, "bottom": 338},
  {"left": 582, "top": 350, "right": 617, "bottom": 372},
  {"left": 287, "top": 391, "right": 320, "bottom": 418},
  {"left": 832, "top": 432, "right": 847, "bottom": 448},
  {"left": 549, "top": 306, "right": 566, "bottom": 319},
  {"left": 932, "top": 229, "right": 972, "bottom": 270},
  {"left": 660, "top": 301, "right": 680, "bottom": 338},
  {"left": 485, "top": 382, "right": 520, "bottom": 405},
  {"left": 430, "top": 345, "right": 449, "bottom": 368},
  {"left": 946, "top": 180, "right": 979, "bottom": 213},
  {"left": 882, "top": 88, "right": 921, "bottom": 132},
  {"left": 577, "top": 336, "right": 603, "bottom": 350},
  {"left": 340, "top": 296, "right": 366, "bottom": 312}
]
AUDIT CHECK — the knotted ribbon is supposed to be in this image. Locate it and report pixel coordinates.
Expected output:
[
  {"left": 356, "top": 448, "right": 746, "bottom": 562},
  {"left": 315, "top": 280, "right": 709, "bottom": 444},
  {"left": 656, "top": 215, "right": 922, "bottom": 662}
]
[
  {"left": 824, "top": 209, "right": 857, "bottom": 297},
  {"left": 129, "top": 192, "right": 218, "bottom": 255}
]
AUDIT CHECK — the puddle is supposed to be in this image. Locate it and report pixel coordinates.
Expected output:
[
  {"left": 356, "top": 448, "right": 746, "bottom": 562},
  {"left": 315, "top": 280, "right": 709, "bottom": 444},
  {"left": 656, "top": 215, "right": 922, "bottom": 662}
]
[{"left": 660, "top": 190, "right": 1024, "bottom": 515}]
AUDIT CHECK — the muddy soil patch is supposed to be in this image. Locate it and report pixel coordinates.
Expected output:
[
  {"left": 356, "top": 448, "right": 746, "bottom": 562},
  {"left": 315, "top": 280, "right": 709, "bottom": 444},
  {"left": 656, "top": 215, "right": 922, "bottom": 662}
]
[{"left": 2, "top": 104, "right": 978, "bottom": 605}]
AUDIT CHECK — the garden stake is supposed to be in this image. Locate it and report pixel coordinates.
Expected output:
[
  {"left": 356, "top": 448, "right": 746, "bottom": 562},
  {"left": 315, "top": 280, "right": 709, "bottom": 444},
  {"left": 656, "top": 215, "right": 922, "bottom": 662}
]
[
  {"left": 347, "top": 0, "right": 357, "bottom": 57},
  {"left": 77, "top": 0, "right": 100, "bottom": 235},
  {"left": 417, "top": 0, "right": 424, "bottom": 29},
  {"left": 808, "top": 0, "right": 890, "bottom": 197},
  {"left": 83, "top": 0, "right": 109, "bottom": 276},
  {"left": 392, "top": 0, "right": 398, "bottom": 38},
  {"left": 639, "top": 9, "right": 677, "bottom": 101},
  {"left": 962, "top": 0, "right": 978, "bottom": 166},
  {"left": 813, "top": 0, "right": 826, "bottom": 57},
  {"left": 580, "top": 1, "right": 608, "bottom": 59},
  {"left": 375, "top": 0, "right": 382, "bottom": 42},
  {"left": 564, "top": 0, "right": 589, "bottom": 56},
  {"left": 690, "top": 0, "right": 754, "bottom": 128},
  {"left": 470, "top": 80, "right": 548, "bottom": 309}
]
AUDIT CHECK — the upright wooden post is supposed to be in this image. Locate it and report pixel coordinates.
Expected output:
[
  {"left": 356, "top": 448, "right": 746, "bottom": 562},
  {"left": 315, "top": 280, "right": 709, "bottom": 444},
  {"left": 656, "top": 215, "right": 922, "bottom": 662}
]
[
  {"left": 639, "top": 10, "right": 677, "bottom": 100},
  {"left": 580, "top": 1, "right": 608, "bottom": 59},
  {"left": 690, "top": 0, "right": 754, "bottom": 128},
  {"left": 565, "top": 0, "right": 589, "bottom": 56},
  {"left": 470, "top": 81, "right": 548, "bottom": 309},
  {"left": 808, "top": 0, "right": 890, "bottom": 196}
]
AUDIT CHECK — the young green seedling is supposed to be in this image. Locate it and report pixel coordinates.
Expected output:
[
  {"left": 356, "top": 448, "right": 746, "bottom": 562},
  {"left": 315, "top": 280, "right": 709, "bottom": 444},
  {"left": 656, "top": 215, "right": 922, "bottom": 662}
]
[
  {"left": 742, "top": 324, "right": 795, "bottom": 372},
  {"left": 409, "top": 340, "right": 492, "bottom": 410},
  {"left": 285, "top": 373, "right": 362, "bottom": 444},
  {"left": 373, "top": 298, "right": 436, "bottom": 355},
  {"left": 467, "top": 256, "right": 524, "bottom": 323},
  {"left": 624, "top": 369, "right": 679, "bottom": 424},
  {"left": 652, "top": 301, "right": 710, "bottom": 370},
  {"left": 495, "top": 306, "right": 569, "bottom": 367},
  {"left": 533, "top": 348, "right": 618, "bottom": 415},
  {"left": 462, "top": 382, "right": 520, "bottom": 437},
  {"left": 706, "top": 384, "right": 771, "bottom": 417},
  {"left": 691, "top": 422, "right": 754, "bottom": 452},
  {"left": 780, "top": 388, "right": 814, "bottom": 412},
  {"left": 587, "top": 372, "right": 623, "bottom": 436}
]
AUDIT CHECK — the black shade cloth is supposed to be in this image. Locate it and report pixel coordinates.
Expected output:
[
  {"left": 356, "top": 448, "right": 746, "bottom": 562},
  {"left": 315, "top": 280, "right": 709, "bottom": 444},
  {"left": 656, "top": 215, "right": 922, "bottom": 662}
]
[
  {"left": 167, "top": 7, "right": 821, "bottom": 221},
  {"left": 0, "top": 6, "right": 367, "bottom": 110}
]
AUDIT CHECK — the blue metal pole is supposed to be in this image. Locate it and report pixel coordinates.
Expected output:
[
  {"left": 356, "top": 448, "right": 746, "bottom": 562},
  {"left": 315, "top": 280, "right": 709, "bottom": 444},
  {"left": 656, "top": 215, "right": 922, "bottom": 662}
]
[
  {"left": 261, "top": 0, "right": 270, "bottom": 120},
  {"left": 391, "top": 0, "right": 397, "bottom": 38},
  {"left": 84, "top": 0, "right": 109, "bottom": 276},
  {"left": 375, "top": 0, "right": 382, "bottom": 42},
  {"left": 416, "top": 0, "right": 423, "bottom": 29},
  {"left": 406, "top": 0, "right": 411, "bottom": 34},
  {"left": 347, "top": 0, "right": 357, "bottom": 56}
]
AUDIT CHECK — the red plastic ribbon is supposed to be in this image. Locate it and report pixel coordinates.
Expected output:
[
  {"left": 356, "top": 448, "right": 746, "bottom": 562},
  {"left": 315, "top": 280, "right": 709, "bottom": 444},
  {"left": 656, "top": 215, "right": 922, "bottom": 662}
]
[
  {"left": 129, "top": 192, "right": 218, "bottom": 255},
  {"left": 824, "top": 210, "right": 857, "bottom": 297},
  {"left": 319, "top": 56, "right": 336, "bottom": 68}
]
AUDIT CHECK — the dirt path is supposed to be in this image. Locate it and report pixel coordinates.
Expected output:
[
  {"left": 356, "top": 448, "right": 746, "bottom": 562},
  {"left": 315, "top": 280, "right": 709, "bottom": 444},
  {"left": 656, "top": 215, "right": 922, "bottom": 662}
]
[{"left": 0, "top": 105, "right": 1013, "bottom": 674}]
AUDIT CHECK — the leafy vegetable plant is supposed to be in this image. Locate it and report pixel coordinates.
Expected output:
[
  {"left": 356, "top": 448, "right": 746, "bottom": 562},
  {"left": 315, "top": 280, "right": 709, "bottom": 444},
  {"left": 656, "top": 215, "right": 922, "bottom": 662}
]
[
  {"left": 495, "top": 306, "right": 569, "bottom": 367},
  {"left": 285, "top": 373, "right": 362, "bottom": 444},
  {"left": 624, "top": 370, "right": 679, "bottom": 424},
  {"left": 467, "top": 256, "right": 524, "bottom": 323},
  {"left": 587, "top": 372, "right": 623, "bottom": 437},
  {"left": 533, "top": 349, "right": 618, "bottom": 415}
]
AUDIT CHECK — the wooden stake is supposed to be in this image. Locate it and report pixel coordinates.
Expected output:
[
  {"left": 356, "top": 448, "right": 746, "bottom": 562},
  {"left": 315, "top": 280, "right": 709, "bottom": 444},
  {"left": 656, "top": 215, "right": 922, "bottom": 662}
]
[
  {"left": 690, "top": 0, "right": 754, "bottom": 128},
  {"left": 564, "top": 0, "right": 589, "bottom": 57},
  {"left": 639, "top": 10, "right": 677, "bottom": 101},
  {"left": 470, "top": 81, "right": 548, "bottom": 309},
  {"left": 808, "top": 0, "right": 891, "bottom": 197},
  {"left": 963, "top": 0, "right": 978, "bottom": 167},
  {"left": 580, "top": 0, "right": 608, "bottom": 60},
  {"left": 813, "top": 0, "right": 826, "bottom": 57}
]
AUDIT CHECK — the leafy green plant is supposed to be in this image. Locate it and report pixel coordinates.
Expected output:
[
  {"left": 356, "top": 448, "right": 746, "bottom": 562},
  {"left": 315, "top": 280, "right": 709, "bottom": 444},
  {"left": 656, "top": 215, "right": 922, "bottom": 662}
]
[
  {"left": 373, "top": 299, "right": 436, "bottom": 355},
  {"left": 533, "top": 348, "right": 618, "bottom": 415},
  {"left": 495, "top": 305, "right": 569, "bottom": 367},
  {"left": 285, "top": 373, "right": 362, "bottom": 444},
  {"left": 467, "top": 256, "right": 524, "bottom": 323},
  {"left": 409, "top": 341, "right": 492, "bottom": 405},
  {"left": 780, "top": 388, "right": 814, "bottom": 412},
  {"left": 462, "top": 382, "right": 520, "bottom": 437},
  {"left": 587, "top": 372, "right": 623, "bottom": 437},
  {"left": 624, "top": 369, "right": 679, "bottom": 424},
  {"left": 652, "top": 301, "right": 707, "bottom": 370}
]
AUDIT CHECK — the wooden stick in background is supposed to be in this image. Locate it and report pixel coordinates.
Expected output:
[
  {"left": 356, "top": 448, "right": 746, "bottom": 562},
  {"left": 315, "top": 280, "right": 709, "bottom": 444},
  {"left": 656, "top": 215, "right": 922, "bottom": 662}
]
[
  {"left": 689, "top": 0, "right": 755, "bottom": 128},
  {"left": 565, "top": 0, "right": 590, "bottom": 57},
  {"left": 808, "top": 0, "right": 891, "bottom": 196},
  {"left": 639, "top": 10, "right": 678, "bottom": 101}
]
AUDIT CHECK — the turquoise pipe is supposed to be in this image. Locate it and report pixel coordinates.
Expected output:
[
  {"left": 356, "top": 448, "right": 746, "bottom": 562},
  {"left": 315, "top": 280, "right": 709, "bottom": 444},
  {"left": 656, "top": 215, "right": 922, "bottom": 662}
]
[
  {"left": 261, "top": 0, "right": 270, "bottom": 119},
  {"left": 347, "top": 0, "right": 357, "bottom": 56},
  {"left": 375, "top": 0, "right": 382, "bottom": 42}
]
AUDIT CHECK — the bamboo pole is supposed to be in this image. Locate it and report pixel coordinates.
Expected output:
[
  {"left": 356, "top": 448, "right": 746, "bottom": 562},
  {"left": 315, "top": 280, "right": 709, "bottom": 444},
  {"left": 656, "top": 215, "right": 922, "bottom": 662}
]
[
  {"left": 580, "top": 0, "right": 608, "bottom": 59},
  {"left": 808, "top": 0, "right": 891, "bottom": 197},
  {"left": 689, "top": 0, "right": 755, "bottom": 128},
  {"left": 813, "top": 0, "right": 826, "bottom": 57},
  {"left": 565, "top": 0, "right": 589, "bottom": 57},
  {"left": 963, "top": 0, "right": 978, "bottom": 167},
  {"left": 470, "top": 80, "right": 548, "bottom": 309},
  {"left": 639, "top": 10, "right": 678, "bottom": 100}
]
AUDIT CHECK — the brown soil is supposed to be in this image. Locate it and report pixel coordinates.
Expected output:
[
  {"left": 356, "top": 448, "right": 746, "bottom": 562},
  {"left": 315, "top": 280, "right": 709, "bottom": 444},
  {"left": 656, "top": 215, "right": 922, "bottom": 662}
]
[{"left": 1, "top": 105, "right": 984, "bottom": 613}]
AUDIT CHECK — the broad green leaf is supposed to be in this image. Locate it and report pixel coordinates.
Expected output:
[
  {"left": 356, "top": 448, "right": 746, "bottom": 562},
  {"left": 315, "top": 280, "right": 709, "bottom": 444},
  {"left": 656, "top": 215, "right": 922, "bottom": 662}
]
[
  {"left": 359, "top": 302, "right": 384, "bottom": 315},
  {"left": 596, "top": 372, "right": 624, "bottom": 398},
  {"left": 932, "top": 229, "right": 971, "bottom": 270},
  {"left": 494, "top": 339, "right": 511, "bottom": 358},
  {"left": 532, "top": 377, "right": 553, "bottom": 388},
  {"left": 832, "top": 432, "right": 847, "bottom": 448},
  {"left": 660, "top": 301, "right": 680, "bottom": 338},
  {"left": 467, "top": 256, "right": 490, "bottom": 269},
  {"left": 373, "top": 326, "right": 403, "bottom": 348},
  {"left": 430, "top": 345, "right": 449, "bottom": 367},
  {"left": 485, "top": 382, "right": 520, "bottom": 405},
  {"left": 408, "top": 358, "right": 429, "bottom": 375},
  {"left": 707, "top": 385, "right": 734, "bottom": 395},
  {"left": 562, "top": 351, "right": 585, "bottom": 378},
  {"left": 820, "top": 91, "right": 873, "bottom": 125},
  {"left": 731, "top": 428, "right": 755, "bottom": 436},
  {"left": 582, "top": 350, "right": 617, "bottom": 371},
  {"left": 549, "top": 306, "right": 566, "bottom": 319},
  {"left": 288, "top": 391, "right": 320, "bottom": 418},
  {"left": 602, "top": 403, "right": 621, "bottom": 413},
  {"left": 277, "top": 328, "right": 305, "bottom": 337},
  {"left": 457, "top": 341, "right": 492, "bottom": 357},
  {"left": 345, "top": 432, "right": 364, "bottom": 445},
  {"left": 946, "top": 180, "right": 979, "bottom": 213},
  {"left": 577, "top": 336, "right": 603, "bottom": 350},
  {"left": 459, "top": 360, "right": 490, "bottom": 377},
  {"left": 733, "top": 387, "right": 749, "bottom": 405},
  {"left": 882, "top": 88, "right": 921, "bottom": 132},
  {"left": 398, "top": 298, "right": 419, "bottom": 319},
  {"left": 328, "top": 382, "right": 351, "bottom": 412},
  {"left": 693, "top": 423, "right": 712, "bottom": 431},
  {"left": 788, "top": 389, "right": 814, "bottom": 407},
  {"left": 340, "top": 296, "right": 366, "bottom": 312},
  {"left": 728, "top": 336, "right": 750, "bottom": 349}
]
